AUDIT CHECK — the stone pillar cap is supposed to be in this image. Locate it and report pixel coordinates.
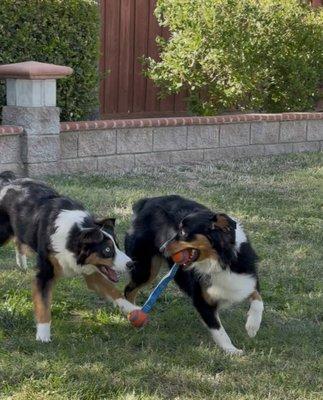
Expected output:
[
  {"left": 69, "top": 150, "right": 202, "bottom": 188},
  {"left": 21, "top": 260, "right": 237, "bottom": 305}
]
[{"left": 0, "top": 61, "right": 73, "bottom": 80}]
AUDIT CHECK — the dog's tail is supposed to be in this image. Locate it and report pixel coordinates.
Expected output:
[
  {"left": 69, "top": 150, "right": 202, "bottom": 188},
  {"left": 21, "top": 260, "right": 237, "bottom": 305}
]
[{"left": 0, "top": 171, "right": 16, "bottom": 187}]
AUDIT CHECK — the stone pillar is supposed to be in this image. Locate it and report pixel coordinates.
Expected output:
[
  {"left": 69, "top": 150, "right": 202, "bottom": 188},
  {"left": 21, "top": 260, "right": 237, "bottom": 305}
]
[{"left": 0, "top": 61, "right": 73, "bottom": 176}]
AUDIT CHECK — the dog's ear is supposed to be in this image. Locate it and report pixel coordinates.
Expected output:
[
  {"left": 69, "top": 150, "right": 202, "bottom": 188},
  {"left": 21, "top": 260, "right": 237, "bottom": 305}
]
[
  {"left": 209, "top": 214, "right": 236, "bottom": 264},
  {"left": 79, "top": 227, "right": 104, "bottom": 244},
  {"left": 211, "top": 213, "right": 236, "bottom": 232},
  {"left": 95, "top": 217, "right": 116, "bottom": 229}
]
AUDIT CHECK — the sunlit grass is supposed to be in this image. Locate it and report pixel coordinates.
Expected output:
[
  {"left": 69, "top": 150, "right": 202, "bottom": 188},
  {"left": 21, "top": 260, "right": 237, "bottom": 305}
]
[{"left": 0, "top": 152, "right": 322, "bottom": 399}]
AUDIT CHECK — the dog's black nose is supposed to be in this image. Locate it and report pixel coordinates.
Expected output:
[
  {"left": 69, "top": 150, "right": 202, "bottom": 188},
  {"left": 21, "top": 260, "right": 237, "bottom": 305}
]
[{"left": 126, "top": 261, "right": 134, "bottom": 269}]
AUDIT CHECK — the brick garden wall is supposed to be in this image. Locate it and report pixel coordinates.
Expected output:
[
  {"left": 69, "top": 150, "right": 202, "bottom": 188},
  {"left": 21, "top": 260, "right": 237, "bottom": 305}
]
[
  {"left": 1, "top": 113, "right": 322, "bottom": 175},
  {"left": 59, "top": 113, "right": 323, "bottom": 174}
]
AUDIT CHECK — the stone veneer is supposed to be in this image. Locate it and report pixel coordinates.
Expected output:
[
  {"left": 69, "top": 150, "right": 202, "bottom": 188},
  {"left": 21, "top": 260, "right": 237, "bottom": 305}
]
[
  {"left": 0, "top": 126, "right": 24, "bottom": 174},
  {"left": 1, "top": 113, "right": 322, "bottom": 175}
]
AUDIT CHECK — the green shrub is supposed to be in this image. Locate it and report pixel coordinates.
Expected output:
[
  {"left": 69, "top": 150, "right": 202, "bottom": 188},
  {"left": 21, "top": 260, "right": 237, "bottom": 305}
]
[
  {"left": 0, "top": 0, "right": 100, "bottom": 121},
  {"left": 146, "top": 0, "right": 323, "bottom": 115}
]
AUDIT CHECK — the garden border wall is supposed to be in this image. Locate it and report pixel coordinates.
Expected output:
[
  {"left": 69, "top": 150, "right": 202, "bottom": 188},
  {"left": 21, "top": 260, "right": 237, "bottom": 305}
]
[
  {"left": 1, "top": 113, "right": 322, "bottom": 175},
  {"left": 58, "top": 113, "right": 323, "bottom": 174}
]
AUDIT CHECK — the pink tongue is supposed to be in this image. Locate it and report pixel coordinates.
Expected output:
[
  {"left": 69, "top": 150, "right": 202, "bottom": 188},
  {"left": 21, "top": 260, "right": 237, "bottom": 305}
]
[
  {"left": 181, "top": 250, "right": 191, "bottom": 265},
  {"left": 104, "top": 266, "right": 118, "bottom": 282}
]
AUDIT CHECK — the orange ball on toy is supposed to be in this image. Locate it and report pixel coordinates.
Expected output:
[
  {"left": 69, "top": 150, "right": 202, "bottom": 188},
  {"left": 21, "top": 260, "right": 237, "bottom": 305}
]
[
  {"left": 172, "top": 249, "right": 190, "bottom": 264},
  {"left": 128, "top": 309, "right": 149, "bottom": 328}
]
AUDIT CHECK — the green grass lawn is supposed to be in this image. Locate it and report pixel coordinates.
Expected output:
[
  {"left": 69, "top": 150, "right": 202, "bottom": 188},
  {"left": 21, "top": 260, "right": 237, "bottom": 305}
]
[{"left": 0, "top": 152, "right": 322, "bottom": 400}]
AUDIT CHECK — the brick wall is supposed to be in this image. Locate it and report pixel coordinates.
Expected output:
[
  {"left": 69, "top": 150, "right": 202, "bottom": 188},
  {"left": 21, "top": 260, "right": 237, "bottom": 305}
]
[
  {"left": 59, "top": 113, "right": 323, "bottom": 174},
  {"left": 1, "top": 113, "right": 322, "bottom": 176}
]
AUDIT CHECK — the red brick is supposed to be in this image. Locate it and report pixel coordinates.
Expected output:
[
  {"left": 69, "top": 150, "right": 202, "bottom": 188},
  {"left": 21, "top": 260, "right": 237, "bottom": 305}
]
[
  {"left": 59, "top": 113, "right": 323, "bottom": 132},
  {"left": 0, "top": 125, "right": 23, "bottom": 135}
]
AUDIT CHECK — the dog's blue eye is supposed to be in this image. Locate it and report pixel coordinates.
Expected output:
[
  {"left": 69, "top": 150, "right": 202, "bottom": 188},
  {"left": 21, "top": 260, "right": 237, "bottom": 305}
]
[{"left": 105, "top": 248, "right": 111, "bottom": 255}]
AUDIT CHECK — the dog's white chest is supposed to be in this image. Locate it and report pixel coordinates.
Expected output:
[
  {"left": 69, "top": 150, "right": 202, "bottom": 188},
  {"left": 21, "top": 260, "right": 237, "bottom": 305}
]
[{"left": 206, "top": 270, "right": 255, "bottom": 305}]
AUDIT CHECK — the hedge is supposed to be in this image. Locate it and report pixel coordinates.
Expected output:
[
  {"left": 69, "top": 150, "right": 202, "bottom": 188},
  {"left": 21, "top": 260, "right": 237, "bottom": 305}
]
[
  {"left": 146, "top": 0, "right": 323, "bottom": 115},
  {"left": 0, "top": 0, "right": 100, "bottom": 121}
]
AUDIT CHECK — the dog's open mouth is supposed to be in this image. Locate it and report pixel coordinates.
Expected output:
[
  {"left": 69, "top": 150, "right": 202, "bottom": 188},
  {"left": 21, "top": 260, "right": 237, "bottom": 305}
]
[
  {"left": 171, "top": 248, "right": 200, "bottom": 268},
  {"left": 98, "top": 265, "right": 119, "bottom": 283}
]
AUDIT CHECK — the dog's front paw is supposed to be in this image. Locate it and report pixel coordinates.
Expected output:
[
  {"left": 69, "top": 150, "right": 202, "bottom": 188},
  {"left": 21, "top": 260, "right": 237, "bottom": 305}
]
[
  {"left": 36, "top": 323, "right": 51, "bottom": 343},
  {"left": 114, "top": 298, "right": 141, "bottom": 315},
  {"left": 36, "top": 334, "right": 51, "bottom": 343},
  {"left": 223, "top": 346, "right": 244, "bottom": 356},
  {"left": 245, "top": 300, "right": 263, "bottom": 338},
  {"left": 245, "top": 314, "right": 261, "bottom": 338}
]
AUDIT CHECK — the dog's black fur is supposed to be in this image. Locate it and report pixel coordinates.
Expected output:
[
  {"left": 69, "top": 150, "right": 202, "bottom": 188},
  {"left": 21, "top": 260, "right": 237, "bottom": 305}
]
[
  {"left": 125, "top": 195, "right": 262, "bottom": 353},
  {"left": 0, "top": 171, "right": 133, "bottom": 342},
  {"left": 0, "top": 173, "right": 117, "bottom": 288}
]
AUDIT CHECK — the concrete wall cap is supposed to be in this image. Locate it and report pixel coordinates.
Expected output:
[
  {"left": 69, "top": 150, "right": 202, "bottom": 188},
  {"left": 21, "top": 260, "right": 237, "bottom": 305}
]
[{"left": 0, "top": 61, "right": 73, "bottom": 80}]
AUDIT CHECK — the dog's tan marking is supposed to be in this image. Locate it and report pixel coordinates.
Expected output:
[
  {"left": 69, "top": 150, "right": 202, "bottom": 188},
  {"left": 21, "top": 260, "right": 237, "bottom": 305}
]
[
  {"left": 166, "top": 234, "right": 218, "bottom": 263},
  {"left": 202, "top": 287, "right": 218, "bottom": 306},
  {"left": 13, "top": 238, "right": 34, "bottom": 256},
  {"left": 249, "top": 290, "right": 262, "bottom": 302},
  {"left": 32, "top": 256, "right": 62, "bottom": 324},
  {"left": 125, "top": 256, "right": 162, "bottom": 303},
  {"left": 13, "top": 238, "right": 24, "bottom": 253},
  {"left": 32, "top": 279, "right": 53, "bottom": 324},
  {"left": 212, "top": 214, "right": 230, "bottom": 232},
  {"left": 84, "top": 271, "right": 124, "bottom": 301},
  {"left": 245, "top": 290, "right": 264, "bottom": 338},
  {"left": 85, "top": 253, "right": 113, "bottom": 267},
  {"left": 48, "top": 255, "right": 64, "bottom": 279}
]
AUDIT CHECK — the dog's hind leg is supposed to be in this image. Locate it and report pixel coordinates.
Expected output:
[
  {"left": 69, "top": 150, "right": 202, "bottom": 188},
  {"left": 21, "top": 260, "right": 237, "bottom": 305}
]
[
  {"left": 0, "top": 212, "right": 13, "bottom": 247},
  {"left": 33, "top": 255, "right": 55, "bottom": 342},
  {"left": 245, "top": 290, "right": 264, "bottom": 338},
  {"left": 14, "top": 239, "right": 28, "bottom": 270},
  {"left": 32, "top": 277, "right": 54, "bottom": 343}
]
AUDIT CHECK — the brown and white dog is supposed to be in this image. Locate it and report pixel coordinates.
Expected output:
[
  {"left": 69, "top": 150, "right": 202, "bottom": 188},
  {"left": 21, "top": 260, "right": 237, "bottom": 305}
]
[
  {"left": 0, "top": 171, "right": 139, "bottom": 342},
  {"left": 125, "top": 195, "right": 264, "bottom": 354}
]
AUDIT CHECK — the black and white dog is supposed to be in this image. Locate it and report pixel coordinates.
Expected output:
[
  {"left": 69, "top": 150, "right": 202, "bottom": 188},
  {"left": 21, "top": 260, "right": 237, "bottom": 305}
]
[
  {"left": 125, "top": 195, "right": 264, "bottom": 354},
  {"left": 0, "top": 171, "right": 138, "bottom": 342}
]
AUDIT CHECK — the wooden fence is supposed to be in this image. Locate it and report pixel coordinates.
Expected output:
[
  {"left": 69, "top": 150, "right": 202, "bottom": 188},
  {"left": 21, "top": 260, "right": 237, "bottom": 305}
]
[
  {"left": 311, "top": 0, "right": 323, "bottom": 7},
  {"left": 99, "top": 0, "right": 187, "bottom": 119}
]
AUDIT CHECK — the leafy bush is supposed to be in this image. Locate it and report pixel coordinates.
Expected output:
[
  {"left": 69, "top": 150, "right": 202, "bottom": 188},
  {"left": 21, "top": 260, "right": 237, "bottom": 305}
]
[
  {"left": 0, "top": 0, "right": 100, "bottom": 121},
  {"left": 146, "top": 0, "right": 323, "bottom": 115}
]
